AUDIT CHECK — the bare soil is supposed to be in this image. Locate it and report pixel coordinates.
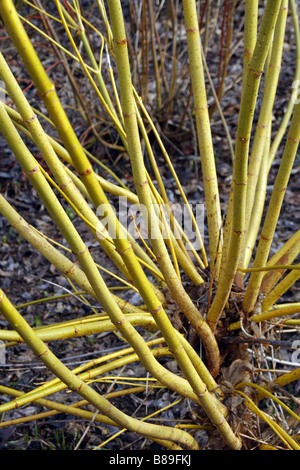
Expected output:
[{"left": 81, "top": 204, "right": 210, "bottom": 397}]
[{"left": 0, "top": 0, "right": 299, "bottom": 450}]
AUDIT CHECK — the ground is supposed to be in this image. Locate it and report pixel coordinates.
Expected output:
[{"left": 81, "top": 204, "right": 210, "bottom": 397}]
[{"left": 0, "top": 0, "right": 299, "bottom": 450}]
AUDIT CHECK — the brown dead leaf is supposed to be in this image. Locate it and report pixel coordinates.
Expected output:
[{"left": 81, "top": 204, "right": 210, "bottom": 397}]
[{"left": 221, "top": 358, "right": 253, "bottom": 388}]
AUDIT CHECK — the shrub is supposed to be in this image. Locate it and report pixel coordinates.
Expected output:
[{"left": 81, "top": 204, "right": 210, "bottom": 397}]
[{"left": 0, "top": 0, "right": 299, "bottom": 450}]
